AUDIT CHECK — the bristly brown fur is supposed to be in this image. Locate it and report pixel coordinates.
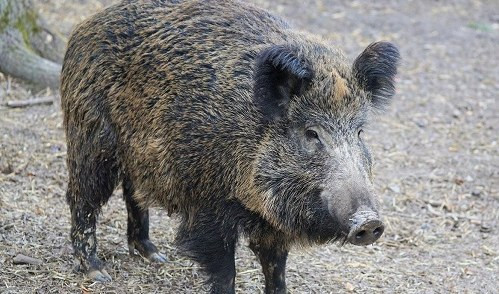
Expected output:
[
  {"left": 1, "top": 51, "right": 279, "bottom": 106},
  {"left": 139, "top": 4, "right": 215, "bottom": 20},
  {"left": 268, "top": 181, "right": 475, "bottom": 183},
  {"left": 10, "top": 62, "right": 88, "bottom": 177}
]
[{"left": 61, "top": 0, "right": 399, "bottom": 292}]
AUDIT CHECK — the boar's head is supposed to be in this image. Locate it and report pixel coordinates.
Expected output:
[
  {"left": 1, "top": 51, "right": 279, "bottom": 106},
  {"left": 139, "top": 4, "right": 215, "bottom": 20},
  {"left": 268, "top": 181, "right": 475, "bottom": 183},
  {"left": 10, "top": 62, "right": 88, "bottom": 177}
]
[{"left": 252, "top": 41, "right": 400, "bottom": 245}]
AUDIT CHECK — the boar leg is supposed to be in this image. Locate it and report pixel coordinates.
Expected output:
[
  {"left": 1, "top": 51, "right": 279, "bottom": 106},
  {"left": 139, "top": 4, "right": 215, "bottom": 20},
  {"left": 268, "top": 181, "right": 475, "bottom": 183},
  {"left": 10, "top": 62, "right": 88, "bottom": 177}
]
[
  {"left": 123, "top": 175, "right": 166, "bottom": 263},
  {"left": 249, "top": 240, "right": 288, "bottom": 294},
  {"left": 70, "top": 202, "right": 111, "bottom": 282},
  {"left": 67, "top": 149, "right": 118, "bottom": 281},
  {"left": 66, "top": 116, "right": 120, "bottom": 281},
  {"left": 177, "top": 211, "right": 237, "bottom": 294}
]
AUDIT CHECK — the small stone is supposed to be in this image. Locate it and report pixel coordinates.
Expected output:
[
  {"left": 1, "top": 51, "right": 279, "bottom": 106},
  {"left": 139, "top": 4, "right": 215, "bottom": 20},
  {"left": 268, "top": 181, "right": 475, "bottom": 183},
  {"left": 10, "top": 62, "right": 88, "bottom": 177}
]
[
  {"left": 420, "top": 223, "right": 431, "bottom": 230},
  {"left": 1, "top": 163, "right": 13, "bottom": 174},
  {"left": 345, "top": 282, "right": 355, "bottom": 291},
  {"left": 471, "top": 190, "right": 481, "bottom": 197},
  {"left": 415, "top": 119, "right": 427, "bottom": 128},
  {"left": 50, "top": 145, "right": 61, "bottom": 153},
  {"left": 480, "top": 224, "right": 492, "bottom": 233},
  {"left": 388, "top": 184, "right": 401, "bottom": 194},
  {"left": 13, "top": 254, "right": 42, "bottom": 265}
]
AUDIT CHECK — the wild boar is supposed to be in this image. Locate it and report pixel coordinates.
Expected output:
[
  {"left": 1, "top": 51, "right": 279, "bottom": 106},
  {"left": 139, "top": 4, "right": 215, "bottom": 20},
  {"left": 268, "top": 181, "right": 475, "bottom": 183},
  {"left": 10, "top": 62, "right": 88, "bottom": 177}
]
[{"left": 61, "top": 0, "right": 399, "bottom": 293}]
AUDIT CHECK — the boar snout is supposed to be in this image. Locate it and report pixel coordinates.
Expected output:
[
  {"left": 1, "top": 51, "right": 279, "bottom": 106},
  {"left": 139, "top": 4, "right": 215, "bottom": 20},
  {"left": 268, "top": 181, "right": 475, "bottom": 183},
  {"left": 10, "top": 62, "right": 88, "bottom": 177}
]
[{"left": 347, "top": 209, "right": 384, "bottom": 246}]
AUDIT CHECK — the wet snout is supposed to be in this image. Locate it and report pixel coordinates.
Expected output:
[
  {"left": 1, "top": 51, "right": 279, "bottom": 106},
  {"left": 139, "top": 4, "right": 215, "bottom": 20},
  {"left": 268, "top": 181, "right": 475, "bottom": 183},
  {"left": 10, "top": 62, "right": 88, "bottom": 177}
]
[{"left": 347, "top": 209, "right": 384, "bottom": 245}]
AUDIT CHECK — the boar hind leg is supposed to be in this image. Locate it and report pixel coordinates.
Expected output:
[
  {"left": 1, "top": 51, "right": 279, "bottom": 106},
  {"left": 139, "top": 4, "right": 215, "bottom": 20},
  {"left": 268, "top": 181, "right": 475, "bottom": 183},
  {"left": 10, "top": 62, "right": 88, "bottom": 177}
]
[
  {"left": 66, "top": 141, "right": 118, "bottom": 281},
  {"left": 177, "top": 211, "right": 237, "bottom": 294},
  {"left": 123, "top": 175, "right": 166, "bottom": 263},
  {"left": 249, "top": 239, "right": 288, "bottom": 294},
  {"left": 69, "top": 200, "right": 112, "bottom": 282}
]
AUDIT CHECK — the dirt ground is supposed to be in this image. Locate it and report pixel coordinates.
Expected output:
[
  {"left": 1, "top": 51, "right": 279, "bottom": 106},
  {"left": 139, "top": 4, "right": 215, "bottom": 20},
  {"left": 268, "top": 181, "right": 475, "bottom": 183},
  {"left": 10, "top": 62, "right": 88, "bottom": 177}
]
[{"left": 1, "top": 0, "right": 498, "bottom": 293}]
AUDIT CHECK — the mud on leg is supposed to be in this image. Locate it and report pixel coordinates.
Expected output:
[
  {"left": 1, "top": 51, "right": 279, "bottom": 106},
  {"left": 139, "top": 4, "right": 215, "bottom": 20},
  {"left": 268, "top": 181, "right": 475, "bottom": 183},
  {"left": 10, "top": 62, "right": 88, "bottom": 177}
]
[{"left": 69, "top": 200, "right": 112, "bottom": 282}]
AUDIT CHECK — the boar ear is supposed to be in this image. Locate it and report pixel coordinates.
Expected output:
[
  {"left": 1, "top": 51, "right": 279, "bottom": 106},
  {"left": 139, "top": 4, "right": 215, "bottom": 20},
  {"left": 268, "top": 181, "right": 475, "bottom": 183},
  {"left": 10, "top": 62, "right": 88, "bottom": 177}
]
[
  {"left": 353, "top": 41, "right": 400, "bottom": 109},
  {"left": 254, "top": 45, "right": 313, "bottom": 122}
]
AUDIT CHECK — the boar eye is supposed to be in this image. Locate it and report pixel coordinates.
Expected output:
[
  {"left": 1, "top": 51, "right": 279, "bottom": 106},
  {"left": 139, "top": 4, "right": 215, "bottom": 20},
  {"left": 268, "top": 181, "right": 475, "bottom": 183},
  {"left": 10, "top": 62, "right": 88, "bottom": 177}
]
[{"left": 305, "top": 129, "right": 319, "bottom": 141}]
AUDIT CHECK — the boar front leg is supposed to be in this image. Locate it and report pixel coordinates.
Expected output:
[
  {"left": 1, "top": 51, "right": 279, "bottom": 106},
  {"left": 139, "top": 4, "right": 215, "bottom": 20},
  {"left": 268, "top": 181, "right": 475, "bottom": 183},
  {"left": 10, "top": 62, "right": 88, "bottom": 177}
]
[
  {"left": 249, "top": 239, "right": 288, "bottom": 294},
  {"left": 177, "top": 210, "right": 237, "bottom": 294}
]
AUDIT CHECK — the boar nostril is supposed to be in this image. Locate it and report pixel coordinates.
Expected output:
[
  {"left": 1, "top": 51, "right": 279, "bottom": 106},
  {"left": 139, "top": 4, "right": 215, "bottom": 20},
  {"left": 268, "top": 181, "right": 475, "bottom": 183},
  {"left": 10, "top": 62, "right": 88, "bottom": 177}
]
[
  {"left": 355, "top": 230, "right": 367, "bottom": 240},
  {"left": 373, "top": 226, "right": 383, "bottom": 237}
]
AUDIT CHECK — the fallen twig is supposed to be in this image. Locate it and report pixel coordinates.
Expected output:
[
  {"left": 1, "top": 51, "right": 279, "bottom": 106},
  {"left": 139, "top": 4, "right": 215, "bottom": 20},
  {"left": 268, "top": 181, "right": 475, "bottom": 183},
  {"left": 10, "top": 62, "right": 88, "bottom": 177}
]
[{"left": 5, "top": 96, "right": 54, "bottom": 108}]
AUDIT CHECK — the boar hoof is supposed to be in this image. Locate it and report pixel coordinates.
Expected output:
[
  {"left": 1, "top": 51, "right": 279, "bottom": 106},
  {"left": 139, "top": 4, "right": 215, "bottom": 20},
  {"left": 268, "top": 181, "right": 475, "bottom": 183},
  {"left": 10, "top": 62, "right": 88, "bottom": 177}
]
[
  {"left": 147, "top": 252, "right": 168, "bottom": 263},
  {"left": 87, "top": 268, "right": 112, "bottom": 282},
  {"left": 129, "top": 239, "right": 167, "bottom": 263}
]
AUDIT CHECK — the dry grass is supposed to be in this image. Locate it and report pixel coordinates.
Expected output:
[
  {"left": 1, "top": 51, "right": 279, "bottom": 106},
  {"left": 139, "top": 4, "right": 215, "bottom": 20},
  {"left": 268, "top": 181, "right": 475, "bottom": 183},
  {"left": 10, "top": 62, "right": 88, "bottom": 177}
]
[{"left": 1, "top": 0, "right": 498, "bottom": 293}]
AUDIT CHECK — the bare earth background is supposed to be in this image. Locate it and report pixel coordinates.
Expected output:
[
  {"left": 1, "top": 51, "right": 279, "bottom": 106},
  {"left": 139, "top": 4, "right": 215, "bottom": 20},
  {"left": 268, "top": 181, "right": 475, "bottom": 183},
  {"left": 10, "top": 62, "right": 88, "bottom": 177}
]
[{"left": 0, "top": 0, "right": 498, "bottom": 293}]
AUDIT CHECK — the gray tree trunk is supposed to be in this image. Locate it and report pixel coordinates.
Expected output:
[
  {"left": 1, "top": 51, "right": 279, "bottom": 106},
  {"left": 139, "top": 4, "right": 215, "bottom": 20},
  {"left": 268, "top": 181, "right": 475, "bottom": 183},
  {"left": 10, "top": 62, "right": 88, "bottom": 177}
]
[{"left": 0, "top": 0, "right": 66, "bottom": 89}]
